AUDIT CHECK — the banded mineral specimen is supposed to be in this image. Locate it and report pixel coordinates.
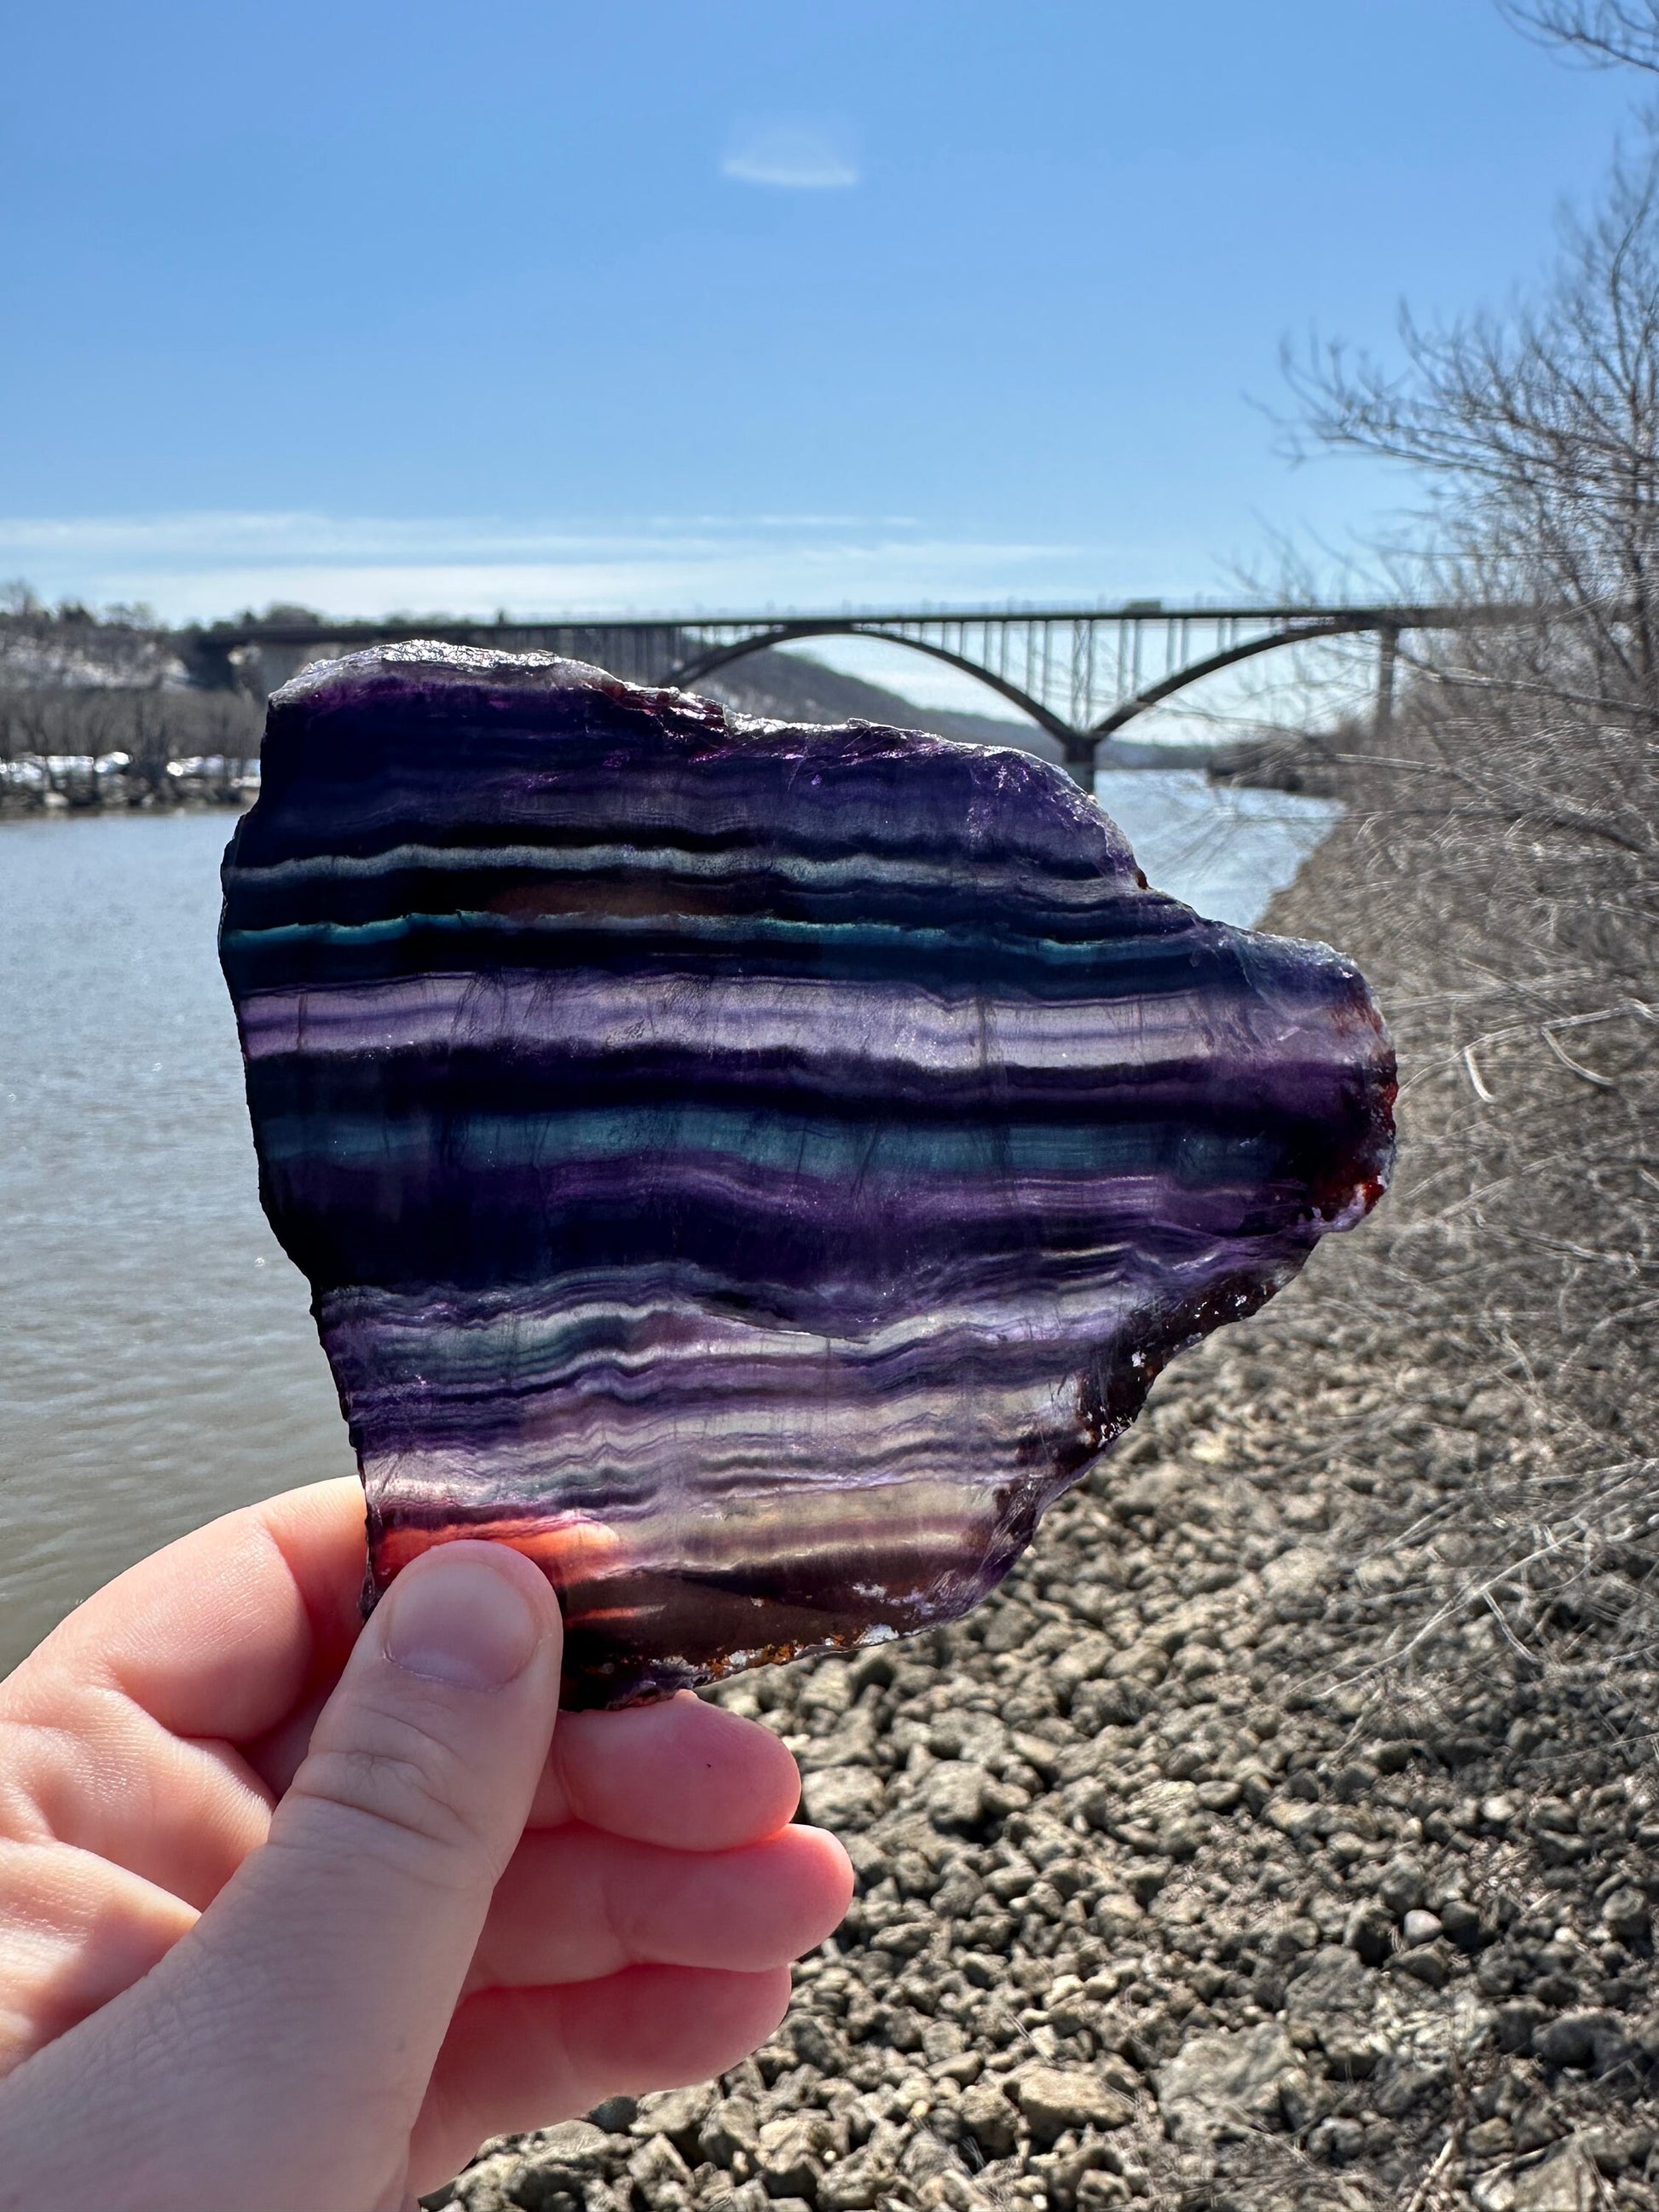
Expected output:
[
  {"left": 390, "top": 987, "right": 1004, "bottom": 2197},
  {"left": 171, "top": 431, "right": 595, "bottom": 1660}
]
[{"left": 220, "top": 643, "right": 1394, "bottom": 1707}]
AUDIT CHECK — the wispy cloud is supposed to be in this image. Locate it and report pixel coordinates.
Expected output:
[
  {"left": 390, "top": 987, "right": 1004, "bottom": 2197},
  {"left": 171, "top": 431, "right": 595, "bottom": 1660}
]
[
  {"left": 0, "top": 510, "right": 1104, "bottom": 627},
  {"left": 0, "top": 510, "right": 1356, "bottom": 741},
  {"left": 720, "top": 118, "right": 858, "bottom": 191}
]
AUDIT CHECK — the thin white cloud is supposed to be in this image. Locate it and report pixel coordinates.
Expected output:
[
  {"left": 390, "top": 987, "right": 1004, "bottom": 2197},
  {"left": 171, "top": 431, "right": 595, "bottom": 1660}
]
[
  {"left": 0, "top": 511, "right": 1104, "bottom": 626},
  {"left": 720, "top": 119, "right": 858, "bottom": 191},
  {"left": 0, "top": 510, "right": 1364, "bottom": 741}
]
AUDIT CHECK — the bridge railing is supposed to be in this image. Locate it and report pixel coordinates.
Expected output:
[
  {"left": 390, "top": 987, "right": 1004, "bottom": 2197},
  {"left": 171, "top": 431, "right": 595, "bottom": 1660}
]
[{"left": 182, "top": 602, "right": 1518, "bottom": 772}]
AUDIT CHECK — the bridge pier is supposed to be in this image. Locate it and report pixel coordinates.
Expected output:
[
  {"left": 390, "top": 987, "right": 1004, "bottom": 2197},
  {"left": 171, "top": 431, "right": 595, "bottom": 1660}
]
[
  {"left": 1375, "top": 623, "right": 1399, "bottom": 738},
  {"left": 1061, "top": 736, "right": 1098, "bottom": 787}
]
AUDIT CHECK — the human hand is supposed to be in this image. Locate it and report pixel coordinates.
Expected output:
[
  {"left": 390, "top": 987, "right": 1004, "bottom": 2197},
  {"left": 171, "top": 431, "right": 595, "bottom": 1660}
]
[{"left": 0, "top": 1480, "right": 852, "bottom": 2212}]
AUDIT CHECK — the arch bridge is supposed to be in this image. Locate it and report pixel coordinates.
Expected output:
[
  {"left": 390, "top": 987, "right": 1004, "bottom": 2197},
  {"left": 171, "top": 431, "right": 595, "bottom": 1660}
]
[{"left": 188, "top": 602, "right": 1492, "bottom": 777}]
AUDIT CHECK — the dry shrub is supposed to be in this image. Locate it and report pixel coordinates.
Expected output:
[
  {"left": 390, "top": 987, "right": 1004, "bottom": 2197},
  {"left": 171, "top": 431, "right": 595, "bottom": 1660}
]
[{"left": 1269, "top": 148, "right": 1659, "bottom": 1747}]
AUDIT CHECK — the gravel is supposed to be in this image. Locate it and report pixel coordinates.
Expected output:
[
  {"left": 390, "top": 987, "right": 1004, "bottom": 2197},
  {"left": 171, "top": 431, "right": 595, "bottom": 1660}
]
[
  {"left": 429, "top": 1268, "right": 1659, "bottom": 2212},
  {"left": 431, "top": 850, "right": 1659, "bottom": 2212}
]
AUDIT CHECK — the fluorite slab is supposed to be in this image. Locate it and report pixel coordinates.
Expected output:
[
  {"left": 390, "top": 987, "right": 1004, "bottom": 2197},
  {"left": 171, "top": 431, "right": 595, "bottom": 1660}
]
[{"left": 220, "top": 643, "right": 1394, "bottom": 1707}]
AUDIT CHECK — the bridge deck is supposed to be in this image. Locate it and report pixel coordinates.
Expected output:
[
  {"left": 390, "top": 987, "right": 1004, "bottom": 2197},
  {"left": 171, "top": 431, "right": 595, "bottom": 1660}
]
[{"left": 182, "top": 601, "right": 1516, "bottom": 768}]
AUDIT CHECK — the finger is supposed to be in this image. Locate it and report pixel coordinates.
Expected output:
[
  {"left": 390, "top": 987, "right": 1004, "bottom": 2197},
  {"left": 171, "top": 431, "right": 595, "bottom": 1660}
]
[
  {"left": 5, "top": 1478, "right": 366, "bottom": 1746},
  {"left": 0, "top": 1480, "right": 362, "bottom": 1905},
  {"left": 0, "top": 1542, "right": 564, "bottom": 2212},
  {"left": 242, "top": 1682, "right": 332, "bottom": 1801},
  {"left": 257, "top": 1684, "right": 806, "bottom": 1846},
  {"left": 0, "top": 1697, "right": 275, "bottom": 1909},
  {"left": 0, "top": 1840, "right": 194, "bottom": 2076},
  {"left": 412, "top": 1966, "right": 792, "bottom": 2193},
  {"left": 529, "top": 1692, "right": 801, "bottom": 1846},
  {"left": 470, "top": 1822, "right": 852, "bottom": 1989}
]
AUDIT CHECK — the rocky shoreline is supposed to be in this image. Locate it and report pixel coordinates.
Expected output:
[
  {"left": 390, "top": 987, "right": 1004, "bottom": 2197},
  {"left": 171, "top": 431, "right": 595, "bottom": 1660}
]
[
  {"left": 438, "top": 1279, "right": 1658, "bottom": 2212},
  {"left": 433, "top": 827, "right": 1656, "bottom": 2212}
]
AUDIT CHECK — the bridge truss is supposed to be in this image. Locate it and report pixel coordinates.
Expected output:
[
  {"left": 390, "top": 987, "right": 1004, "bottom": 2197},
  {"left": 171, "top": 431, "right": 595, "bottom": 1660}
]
[{"left": 190, "top": 603, "right": 1484, "bottom": 775}]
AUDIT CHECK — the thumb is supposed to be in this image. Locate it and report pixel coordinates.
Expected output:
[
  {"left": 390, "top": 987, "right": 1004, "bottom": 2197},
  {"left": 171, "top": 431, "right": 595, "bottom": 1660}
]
[{"left": 170, "top": 1541, "right": 562, "bottom": 2209}]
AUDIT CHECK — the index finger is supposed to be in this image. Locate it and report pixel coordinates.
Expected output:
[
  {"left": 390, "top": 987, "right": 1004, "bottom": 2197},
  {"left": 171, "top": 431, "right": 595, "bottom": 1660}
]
[
  {"left": 6, "top": 1479, "right": 367, "bottom": 1745},
  {"left": 530, "top": 1694, "right": 801, "bottom": 1847}
]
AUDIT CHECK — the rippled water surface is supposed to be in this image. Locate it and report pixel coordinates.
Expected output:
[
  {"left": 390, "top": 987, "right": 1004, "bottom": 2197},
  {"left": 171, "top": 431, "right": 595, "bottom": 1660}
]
[{"left": 0, "top": 777, "right": 1336, "bottom": 1671}]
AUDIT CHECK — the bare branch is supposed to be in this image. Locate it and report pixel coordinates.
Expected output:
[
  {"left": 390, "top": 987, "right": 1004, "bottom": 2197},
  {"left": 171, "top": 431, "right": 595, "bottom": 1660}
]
[{"left": 1500, "top": 0, "right": 1659, "bottom": 72}]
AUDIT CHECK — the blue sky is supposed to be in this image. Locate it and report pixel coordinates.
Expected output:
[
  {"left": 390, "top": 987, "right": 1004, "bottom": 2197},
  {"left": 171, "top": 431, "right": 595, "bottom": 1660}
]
[{"left": 0, "top": 0, "right": 1641, "bottom": 650}]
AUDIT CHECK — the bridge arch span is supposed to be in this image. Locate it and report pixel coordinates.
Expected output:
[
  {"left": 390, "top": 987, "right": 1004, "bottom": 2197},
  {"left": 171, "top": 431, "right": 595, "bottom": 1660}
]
[
  {"left": 670, "top": 613, "right": 1397, "bottom": 771},
  {"left": 1090, "top": 615, "right": 1393, "bottom": 741},
  {"left": 667, "top": 622, "right": 1073, "bottom": 747}
]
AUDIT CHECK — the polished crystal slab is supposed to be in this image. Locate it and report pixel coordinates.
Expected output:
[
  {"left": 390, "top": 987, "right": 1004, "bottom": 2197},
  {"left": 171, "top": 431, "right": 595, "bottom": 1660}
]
[{"left": 220, "top": 643, "right": 1394, "bottom": 1707}]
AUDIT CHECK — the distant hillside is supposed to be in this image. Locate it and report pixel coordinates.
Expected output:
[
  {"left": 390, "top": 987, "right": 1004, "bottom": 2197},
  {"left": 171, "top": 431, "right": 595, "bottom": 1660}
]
[{"left": 695, "top": 646, "right": 1064, "bottom": 760}]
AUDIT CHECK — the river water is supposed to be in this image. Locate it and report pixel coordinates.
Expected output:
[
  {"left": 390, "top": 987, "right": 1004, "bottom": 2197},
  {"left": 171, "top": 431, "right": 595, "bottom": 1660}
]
[{"left": 0, "top": 774, "right": 1336, "bottom": 1671}]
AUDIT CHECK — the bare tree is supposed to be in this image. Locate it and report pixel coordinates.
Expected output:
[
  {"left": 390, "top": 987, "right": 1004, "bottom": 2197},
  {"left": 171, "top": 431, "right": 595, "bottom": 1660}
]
[
  {"left": 1277, "top": 141, "right": 1659, "bottom": 1723},
  {"left": 1500, "top": 0, "right": 1659, "bottom": 71}
]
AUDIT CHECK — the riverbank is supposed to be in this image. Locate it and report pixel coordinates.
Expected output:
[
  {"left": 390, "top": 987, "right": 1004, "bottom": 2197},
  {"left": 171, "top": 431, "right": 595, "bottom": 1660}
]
[
  {"left": 445, "top": 1320, "right": 1659, "bottom": 2212},
  {"left": 442, "top": 789, "right": 1659, "bottom": 2212},
  {"left": 0, "top": 777, "right": 250, "bottom": 817}
]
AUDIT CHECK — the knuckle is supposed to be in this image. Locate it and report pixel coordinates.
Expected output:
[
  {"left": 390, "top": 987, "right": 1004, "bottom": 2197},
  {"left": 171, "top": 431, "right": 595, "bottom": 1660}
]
[{"left": 291, "top": 1702, "right": 485, "bottom": 1870}]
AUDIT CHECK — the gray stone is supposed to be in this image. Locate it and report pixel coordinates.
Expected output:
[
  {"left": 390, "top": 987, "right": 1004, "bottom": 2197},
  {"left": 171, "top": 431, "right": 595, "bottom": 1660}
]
[
  {"left": 1577, "top": 2125, "right": 1647, "bottom": 2178},
  {"left": 1371, "top": 2059, "right": 1446, "bottom": 2119},
  {"left": 1603, "top": 1886, "right": 1651, "bottom": 1946},
  {"left": 1260, "top": 1545, "right": 1331, "bottom": 1603},
  {"left": 1321, "top": 2029, "right": 1387, "bottom": 2079},
  {"left": 1377, "top": 1858, "right": 1427, "bottom": 1917},
  {"left": 633, "top": 2088, "right": 716, "bottom": 2160},
  {"left": 1277, "top": 2067, "right": 1317, "bottom": 2134},
  {"left": 627, "top": 2134, "right": 695, "bottom": 2203},
  {"left": 1469, "top": 2137, "right": 1599, "bottom": 2212},
  {"left": 898, "top": 2133, "right": 957, "bottom": 2186},
  {"left": 1513, "top": 2105, "right": 1564, "bottom": 2156},
  {"left": 587, "top": 2099, "right": 639, "bottom": 2135},
  {"left": 982, "top": 1602, "right": 1037, "bottom": 1654},
  {"left": 1285, "top": 1944, "right": 1367, "bottom": 2023},
  {"left": 1440, "top": 1897, "right": 1488, "bottom": 1949},
  {"left": 1391, "top": 1940, "right": 1451, "bottom": 1989},
  {"left": 1124, "top": 1858, "right": 1170, "bottom": 1906},
  {"left": 1076, "top": 2177, "right": 1133, "bottom": 2210},
  {"left": 1156, "top": 2024, "right": 1301, "bottom": 2146},
  {"left": 1402, "top": 1909, "right": 1443, "bottom": 1947},
  {"left": 1466, "top": 2117, "right": 1514, "bottom": 2160},
  {"left": 450, "top": 2156, "right": 523, "bottom": 2212},
  {"left": 521, "top": 2122, "right": 612, "bottom": 2171},
  {"left": 699, "top": 2098, "right": 762, "bottom": 2171},
  {"left": 1013, "top": 2065, "right": 1134, "bottom": 2146},
  {"left": 957, "top": 2079, "right": 1021, "bottom": 2158},
  {"left": 756, "top": 2115, "right": 833, "bottom": 2202},
  {"left": 1496, "top": 1999, "right": 1548, "bottom": 2053},
  {"left": 1307, "top": 2116, "right": 1367, "bottom": 2162},
  {"left": 1049, "top": 1633, "right": 1115, "bottom": 1700},
  {"left": 790, "top": 2015, "right": 847, "bottom": 2073},
  {"left": 801, "top": 1767, "right": 887, "bottom": 1831},
  {"left": 1345, "top": 1902, "right": 1396, "bottom": 1967},
  {"left": 1263, "top": 1796, "right": 1321, "bottom": 1843},
  {"left": 501, "top": 2165, "right": 587, "bottom": 2212},
  {"left": 815, "top": 2150, "right": 891, "bottom": 2212},
  {"left": 1533, "top": 2009, "right": 1621, "bottom": 2073},
  {"left": 921, "top": 1763, "right": 988, "bottom": 1834}
]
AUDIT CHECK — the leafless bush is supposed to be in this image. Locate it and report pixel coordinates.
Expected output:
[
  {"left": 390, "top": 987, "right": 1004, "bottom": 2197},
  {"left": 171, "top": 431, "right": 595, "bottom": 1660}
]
[{"left": 1276, "top": 147, "right": 1659, "bottom": 1730}]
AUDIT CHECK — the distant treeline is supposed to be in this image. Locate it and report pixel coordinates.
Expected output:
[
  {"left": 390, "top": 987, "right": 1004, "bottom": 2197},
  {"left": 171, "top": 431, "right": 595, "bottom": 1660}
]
[{"left": 0, "top": 588, "right": 262, "bottom": 811}]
